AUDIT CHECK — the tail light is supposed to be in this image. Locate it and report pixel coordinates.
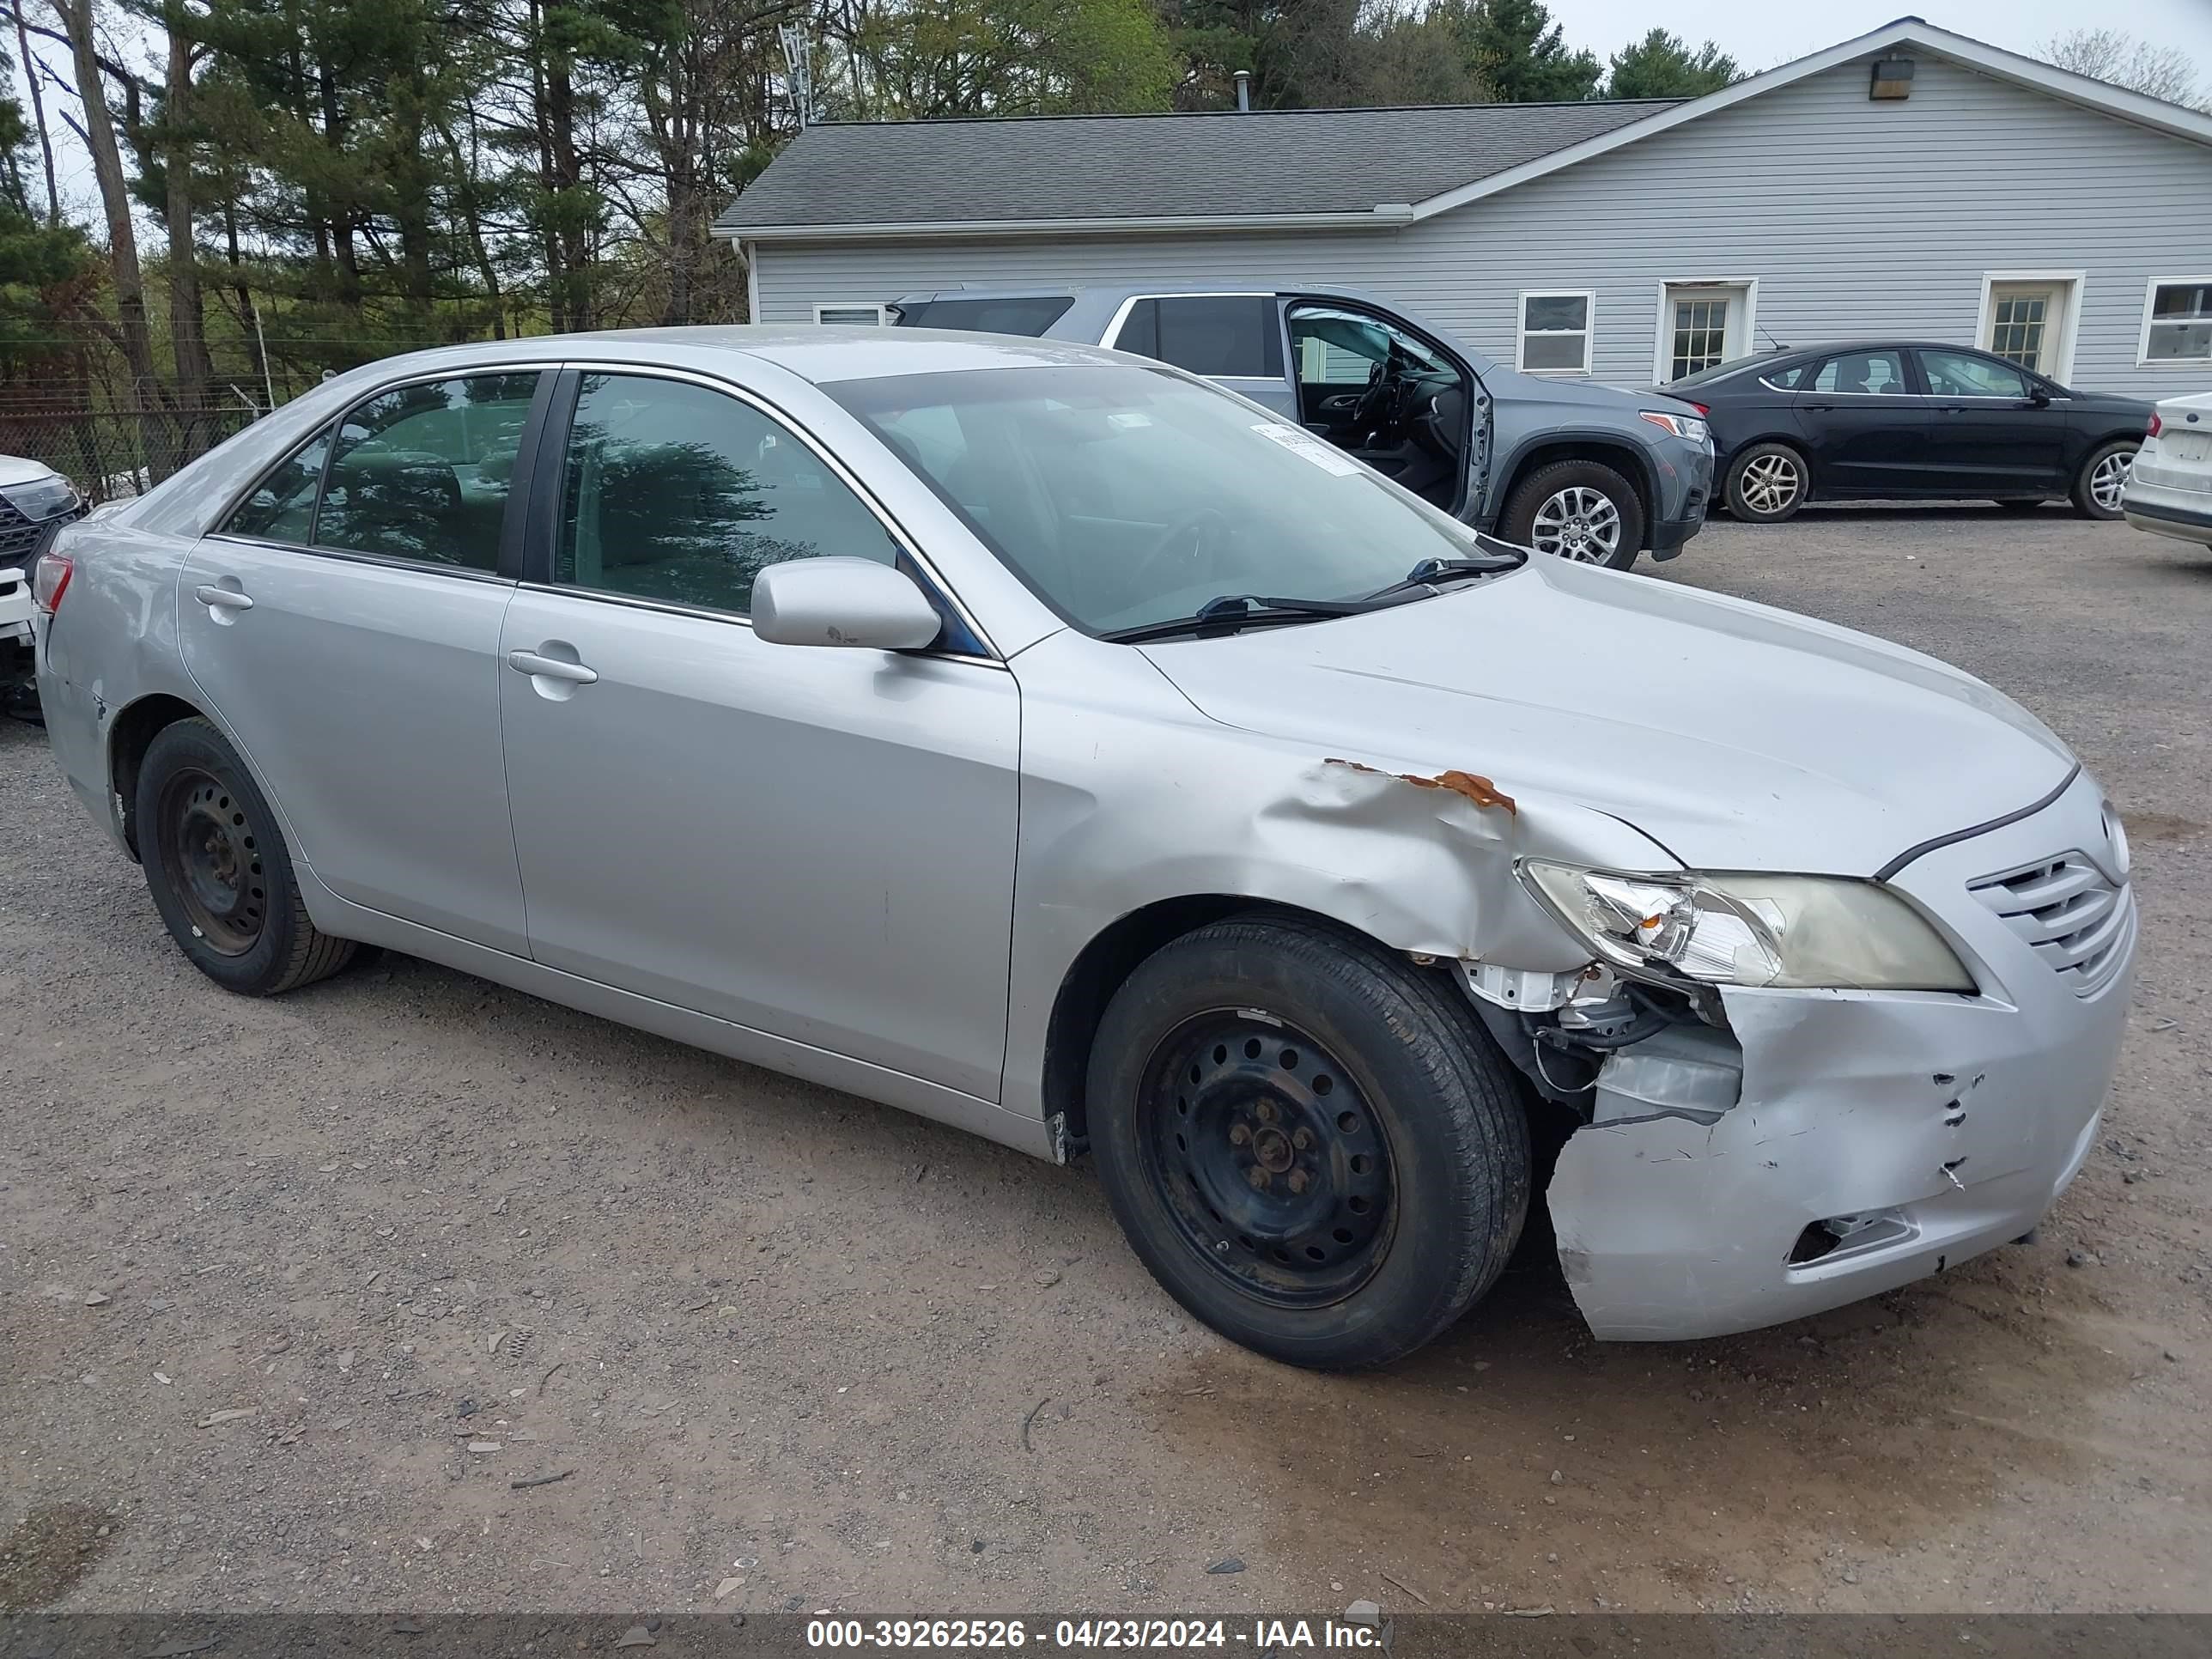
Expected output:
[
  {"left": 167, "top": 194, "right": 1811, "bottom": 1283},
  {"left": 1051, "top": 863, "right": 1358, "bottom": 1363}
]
[
  {"left": 2147, "top": 412, "right": 2163, "bottom": 438},
  {"left": 32, "top": 550, "right": 71, "bottom": 612}
]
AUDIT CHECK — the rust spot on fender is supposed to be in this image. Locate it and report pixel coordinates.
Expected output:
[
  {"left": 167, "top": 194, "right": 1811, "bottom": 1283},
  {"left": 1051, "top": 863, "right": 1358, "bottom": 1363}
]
[{"left": 1323, "top": 757, "right": 1517, "bottom": 815}]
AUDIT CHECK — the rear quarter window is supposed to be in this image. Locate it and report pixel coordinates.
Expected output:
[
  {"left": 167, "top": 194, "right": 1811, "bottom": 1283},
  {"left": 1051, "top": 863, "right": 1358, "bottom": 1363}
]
[{"left": 899, "top": 296, "right": 1073, "bottom": 336}]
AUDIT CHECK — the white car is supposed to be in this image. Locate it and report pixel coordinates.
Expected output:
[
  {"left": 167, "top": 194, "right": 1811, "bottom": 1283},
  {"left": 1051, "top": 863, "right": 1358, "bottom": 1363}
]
[
  {"left": 2121, "top": 392, "right": 2212, "bottom": 548},
  {"left": 0, "top": 453, "right": 87, "bottom": 716}
]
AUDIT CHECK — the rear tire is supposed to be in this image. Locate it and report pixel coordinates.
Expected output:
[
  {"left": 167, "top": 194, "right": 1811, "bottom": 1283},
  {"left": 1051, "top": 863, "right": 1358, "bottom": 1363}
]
[
  {"left": 136, "top": 716, "right": 356, "bottom": 996},
  {"left": 1086, "top": 913, "right": 1530, "bottom": 1370},
  {"left": 2071, "top": 441, "right": 2136, "bottom": 521},
  {"left": 1499, "top": 460, "right": 1644, "bottom": 570},
  {"left": 1724, "top": 441, "right": 1809, "bottom": 523}
]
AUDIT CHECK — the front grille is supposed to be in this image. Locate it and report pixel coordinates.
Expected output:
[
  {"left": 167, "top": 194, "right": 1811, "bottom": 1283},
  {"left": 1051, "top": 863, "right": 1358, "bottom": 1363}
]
[
  {"left": 0, "top": 498, "right": 84, "bottom": 569},
  {"left": 1969, "top": 853, "right": 2133, "bottom": 996}
]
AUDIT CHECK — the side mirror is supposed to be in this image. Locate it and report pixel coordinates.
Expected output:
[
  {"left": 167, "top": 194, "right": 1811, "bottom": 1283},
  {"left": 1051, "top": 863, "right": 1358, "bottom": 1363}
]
[
  {"left": 2027, "top": 386, "right": 2051, "bottom": 407},
  {"left": 751, "top": 557, "right": 944, "bottom": 651}
]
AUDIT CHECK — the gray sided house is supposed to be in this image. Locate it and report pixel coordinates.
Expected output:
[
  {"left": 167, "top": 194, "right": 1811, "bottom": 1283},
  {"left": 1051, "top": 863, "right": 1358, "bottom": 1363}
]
[{"left": 714, "top": 17, "right": 2212, "bottom": 397}]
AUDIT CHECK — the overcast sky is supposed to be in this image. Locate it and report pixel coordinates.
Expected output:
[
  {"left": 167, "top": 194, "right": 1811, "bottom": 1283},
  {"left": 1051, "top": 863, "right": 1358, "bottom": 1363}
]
[
  {"left": 9, "top": 2, "right": 2210, "bottom": 229},
  {"left": 1553, "top": 0, "right": 2212, "bottom": 73}
]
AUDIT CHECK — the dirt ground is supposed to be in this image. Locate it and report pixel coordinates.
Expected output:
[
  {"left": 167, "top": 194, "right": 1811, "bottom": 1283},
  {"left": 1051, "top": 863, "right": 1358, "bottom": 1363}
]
[{"left": 3, "top": 504, "right": 2208, "bottom": 1617}]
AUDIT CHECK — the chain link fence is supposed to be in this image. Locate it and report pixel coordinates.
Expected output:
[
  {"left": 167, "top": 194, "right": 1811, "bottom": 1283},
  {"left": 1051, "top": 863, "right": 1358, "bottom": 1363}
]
[{"left": 0, "top": 400, "right": 268, "bottom": 504}]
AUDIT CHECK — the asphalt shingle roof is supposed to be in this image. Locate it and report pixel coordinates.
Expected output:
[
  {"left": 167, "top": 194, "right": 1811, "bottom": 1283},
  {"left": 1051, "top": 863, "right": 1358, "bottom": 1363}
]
[{"left": 714, "top": 100, "right": 1678, "bottom": 233}]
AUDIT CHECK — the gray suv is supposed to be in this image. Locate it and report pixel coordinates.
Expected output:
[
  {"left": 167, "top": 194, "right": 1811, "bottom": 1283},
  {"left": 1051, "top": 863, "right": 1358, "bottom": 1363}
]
[{"left": 890, "top": 283, "right": 1713, "bottom": 569}]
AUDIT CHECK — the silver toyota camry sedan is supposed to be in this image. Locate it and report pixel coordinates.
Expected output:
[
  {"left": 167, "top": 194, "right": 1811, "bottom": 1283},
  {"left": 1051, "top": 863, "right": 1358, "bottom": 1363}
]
[{"left": 31, "top": 328, "right": 2135, "bottom": 1367}]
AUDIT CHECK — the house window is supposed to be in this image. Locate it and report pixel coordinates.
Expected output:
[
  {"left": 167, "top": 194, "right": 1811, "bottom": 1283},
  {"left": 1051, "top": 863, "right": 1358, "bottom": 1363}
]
[
  {"left": 1517, "top": 291, "right": 1593, "bottom": 374},
  {"left": 2142, "top": 279, "right": 2212, "bottom": 364},
  {"left": 813, "top": 304, "right": 888, "bottom": 325}
]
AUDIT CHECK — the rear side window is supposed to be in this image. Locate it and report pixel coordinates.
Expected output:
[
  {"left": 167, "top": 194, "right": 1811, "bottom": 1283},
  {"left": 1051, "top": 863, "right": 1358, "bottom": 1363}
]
[
  {"left": 1115, "top": 296, "right": 1284, "bottom": 379},
  {"left": 314, "top": 374, "right": 540, "bottom": 570},
  {"left": 900, "top": 296, "right": 1073, "bottom": 336},
  {"left": 223, "top": 425, "right": 334, "bottom": 543},
  {"left": 1759, "top": 363, "right": 1809, "bottom": 390},
  {"left": 1807, "top": 351, "right": 1908, "bottom": 394}
]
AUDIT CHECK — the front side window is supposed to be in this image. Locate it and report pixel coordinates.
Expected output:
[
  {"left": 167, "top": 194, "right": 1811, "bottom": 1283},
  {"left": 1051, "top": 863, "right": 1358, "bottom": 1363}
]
[
  {"left": 224, "top": 424, "right": 334, "bottom": 544},
  {"left": 2143, "top": 280, "right": 2212, "bottom": 363},
  {"left": 1518, "top": 291, "right": 1593, "bottom": 374},
  {"left": 1115, "top": 296, "right": 1283, "bottom": 379},
  {"left": 315, "top": 374, "right": 539, "bottom": 569},
  {"left": 1920, "top": 350, "right": 2028, "bottom": 399},
  {"left": 831, "top": 364, "right": 1505, "bottom": 639},
  {"left": 1808, "top": 351, "right": 1908, "bottom": 395},
  {"left": 556, "top": 373, "right": 897, "bottom": 616}
]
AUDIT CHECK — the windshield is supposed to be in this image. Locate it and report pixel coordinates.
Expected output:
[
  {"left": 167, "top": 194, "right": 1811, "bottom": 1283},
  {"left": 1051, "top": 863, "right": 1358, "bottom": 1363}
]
[{"left": 828, "top": 364, "right": 1499, "bottom": 637}]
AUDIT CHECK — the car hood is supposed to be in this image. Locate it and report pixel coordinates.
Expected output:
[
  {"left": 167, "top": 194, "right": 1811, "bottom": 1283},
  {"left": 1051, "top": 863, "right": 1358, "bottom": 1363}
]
[
  {"left": 1139, "top": 556, "right": 2075, "bottom": 877},
  {"left": 0, "top": 453, "right": 61, "bottom": 489}
]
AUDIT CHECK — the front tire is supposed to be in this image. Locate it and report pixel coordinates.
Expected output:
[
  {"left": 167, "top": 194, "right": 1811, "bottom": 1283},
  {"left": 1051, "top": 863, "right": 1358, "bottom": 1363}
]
[
  {"left": 1724, "top": 441, "right": 1808, "bottom": 523},
  {"left": 136, "top": 717, "right": 356, "bottom": 995},
  {"left": 1086, "top": 914, "right": 1530, "bottom": 1370},
  {"left": 1499, "top": 459, "right": 1644, "bottom": 570},
  {"left": 2072, "top": 441, "right": 2136, "bottom": 521}
]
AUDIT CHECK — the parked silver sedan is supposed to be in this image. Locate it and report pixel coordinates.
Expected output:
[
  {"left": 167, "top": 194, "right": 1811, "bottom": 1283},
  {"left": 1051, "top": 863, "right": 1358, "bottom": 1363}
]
[{"left": 31, "top": 329, "right": 2135, "bottom": 1366}]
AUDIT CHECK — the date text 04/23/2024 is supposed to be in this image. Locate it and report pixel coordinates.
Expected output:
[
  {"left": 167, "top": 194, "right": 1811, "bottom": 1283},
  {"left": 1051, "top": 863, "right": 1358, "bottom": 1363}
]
[{"left": 805, "top": 1618, "right": 1388, "bottom": 1649}]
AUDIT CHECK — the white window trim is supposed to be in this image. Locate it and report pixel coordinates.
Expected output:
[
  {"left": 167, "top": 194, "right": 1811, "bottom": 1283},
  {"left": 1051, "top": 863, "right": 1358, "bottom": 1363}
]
[
  {"left": 1649, "top": 278, "right": 1759, "bottom": 384},
  {"left": 1973, "top": 270, "right": 2083, "bottom": 383},
  {"left": 2137, "top": 275, "right": 2212, "bottom": 368},
  {"left": 1516, "top": 289, "right": 1595, "bottom": 375},
  {"left": 811, "top": 302, "right": 890, "bottom": 325}
]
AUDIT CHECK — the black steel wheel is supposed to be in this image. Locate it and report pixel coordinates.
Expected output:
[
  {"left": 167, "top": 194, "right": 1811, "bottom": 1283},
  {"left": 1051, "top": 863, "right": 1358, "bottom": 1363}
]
[
  {"left": 1089, "top": 913, "right": 1531, "bottom": 1370},
  {"left": 137, "top": 716, "right": 356, "bottom": 995},
  {"left": 157, "top": 765, "right": 268, "bottom": 957},
  {"left": 1138, "top": 1012, "right": 1396, "bottom": 1308}
]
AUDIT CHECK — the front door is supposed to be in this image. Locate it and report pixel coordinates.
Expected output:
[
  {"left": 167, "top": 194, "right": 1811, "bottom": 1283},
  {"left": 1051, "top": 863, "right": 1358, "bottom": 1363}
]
[
  {"left": 1790, "top": 349, "right": 1930, "bottom": 495},
  {"left": 498, "top": 368, "right": 1021, "bottom": 1100},
  {"left": 1915, "top": 348, "right": 2071, "bottom": 495},
  {"left": 1660, "top": 283, "right": 1748, "bottom": 382},
  {"left": 178, "top": 371, "right": 543, "bottom": 955},
  {"left": 1982, "top": 282, "right": 2067, "bottom": 377}
]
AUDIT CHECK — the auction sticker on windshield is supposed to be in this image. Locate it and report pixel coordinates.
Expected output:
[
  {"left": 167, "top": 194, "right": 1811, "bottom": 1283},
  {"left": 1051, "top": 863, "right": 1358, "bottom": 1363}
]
[{"left": 1251, "top": 422, "right": 1364, "bottom": 477}]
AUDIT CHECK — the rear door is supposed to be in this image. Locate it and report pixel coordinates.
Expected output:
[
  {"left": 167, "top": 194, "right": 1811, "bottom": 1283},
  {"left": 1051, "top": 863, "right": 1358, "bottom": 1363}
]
[
  {"left": 1913, "top": 348, "right": 2071, "bottom": 495},
  {"left": 1106, "top": 294, "right": 1297, "bottom": 416},
  {"left": 1790, "top": 349, "right": 1930, "bottom": 495},
  {"left": 178, "top": 370, "right": 547, "bottom": 955}
]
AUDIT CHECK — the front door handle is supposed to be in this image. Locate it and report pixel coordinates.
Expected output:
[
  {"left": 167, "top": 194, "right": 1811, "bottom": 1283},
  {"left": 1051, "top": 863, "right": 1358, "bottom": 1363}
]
[
  {"left": 194, "top": 583, "right": 253, "bottom": 611},
  {"left": 507, "top": 648, "right": 598, "bottom": 685}
]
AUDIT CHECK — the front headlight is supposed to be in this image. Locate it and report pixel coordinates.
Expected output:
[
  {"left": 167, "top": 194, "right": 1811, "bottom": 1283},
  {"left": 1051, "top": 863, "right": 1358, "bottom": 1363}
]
[
  {"left": 1638, "top": 410, "right": 1710, "bottom": 445},
  {"left": 1520, "top": 860, "right": 1975, "bottom": 992}
]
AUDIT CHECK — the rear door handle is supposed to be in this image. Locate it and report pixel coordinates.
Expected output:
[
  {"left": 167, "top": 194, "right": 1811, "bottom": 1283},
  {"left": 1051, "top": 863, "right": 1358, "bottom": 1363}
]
[
  {"left": 507, "top": 648, "right": 598, "bottom": 684},
  {"left": 194, "top": 584, "right": 253, "bottom": 611}
]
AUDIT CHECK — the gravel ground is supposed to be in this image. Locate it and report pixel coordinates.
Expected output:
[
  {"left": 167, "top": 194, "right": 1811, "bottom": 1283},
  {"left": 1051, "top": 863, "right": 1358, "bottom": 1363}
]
[{"left": 2, "top": 504, "right": 2208, "bottom": 1617}]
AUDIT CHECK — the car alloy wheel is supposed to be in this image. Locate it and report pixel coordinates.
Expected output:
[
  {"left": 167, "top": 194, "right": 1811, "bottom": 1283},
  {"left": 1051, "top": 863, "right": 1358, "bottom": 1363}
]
[
  {"left": 2089, "top": 449, "right": 2132, "bottom": 514},
  {"left": 158, "top": 765, "right": 267, "bottom": 957},
  {"left": 1738, "top": 452, "right": 1802, "bottom": 515},
  {"left": 1135, "top": 1010, "right": 1396, "bottom": 1308},
  {"left": 1529, "top": 485, "right": 1623, "bottom": 563}
]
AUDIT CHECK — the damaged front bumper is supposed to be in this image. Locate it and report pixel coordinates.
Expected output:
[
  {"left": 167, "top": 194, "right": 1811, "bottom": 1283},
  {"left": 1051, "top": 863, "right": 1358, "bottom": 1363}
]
[{"left": 1543, "top": 770, "right": 2135, "bottom": 1341}]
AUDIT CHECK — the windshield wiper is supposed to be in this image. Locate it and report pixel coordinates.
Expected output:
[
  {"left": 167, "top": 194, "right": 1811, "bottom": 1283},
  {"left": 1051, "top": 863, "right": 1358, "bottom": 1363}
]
[
  {"left": 1360, "top": 551, "right": 1525, "bottom": 603},
  {"left": 1100, "top": 592, "right": 1399, "bottom": 645}
]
